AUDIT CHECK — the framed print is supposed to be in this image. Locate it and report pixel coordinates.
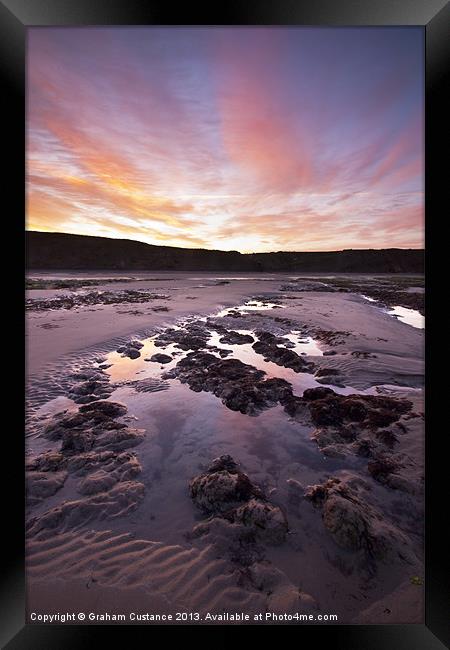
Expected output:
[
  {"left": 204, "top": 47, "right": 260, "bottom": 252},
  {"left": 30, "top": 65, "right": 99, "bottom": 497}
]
[{"left": 1, "top": 0, "right": 448, "bottom": 647}]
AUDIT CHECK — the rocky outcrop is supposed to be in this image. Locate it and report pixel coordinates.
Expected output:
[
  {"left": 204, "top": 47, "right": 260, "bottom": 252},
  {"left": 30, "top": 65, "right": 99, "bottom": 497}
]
[
  {"left": 164, "top": 352, "right": 294, "bottom": 415},
  {"left": 148, "top": 353, "right": 172, "bottom": 364},
  {"left": 218, "top": 331, "right": 254, "bottom": 345},
  {"left": 304, "top": 477, "right": 413, "bottom": 563},
  {"left": 154, "top": 323, "right": 209, "bottom": 352},
  {"left": 189, "top": 456, "right": 288, "bottom": 547},
  {"left": 117, "top": 340, "right": 144, "bottom": 359},
  {"left": 252, "top": 331, "right": 315, "bottom": 373}
]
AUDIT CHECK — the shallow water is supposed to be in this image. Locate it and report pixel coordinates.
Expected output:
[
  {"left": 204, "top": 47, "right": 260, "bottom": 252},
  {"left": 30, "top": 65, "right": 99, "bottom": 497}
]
[
  {"left": 387, "top": 306, "right": 424, "bottom": 329},
  {"left": 101, "top": 317, "right": 418, "bottom": 405},
  {"left": 216, "top": 300, "right": 285, "bottom": 318},
  {"left": 361, "top": 294, "right": 424, "bottom": 330},
  {"left": 25, "top": 283, "right": 425, "bottom": 622}
]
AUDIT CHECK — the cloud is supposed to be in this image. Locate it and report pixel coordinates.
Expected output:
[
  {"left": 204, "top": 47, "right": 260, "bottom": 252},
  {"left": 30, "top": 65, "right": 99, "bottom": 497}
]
[{"left": 26, "top": 27, "right": 424, "bottom": 252}]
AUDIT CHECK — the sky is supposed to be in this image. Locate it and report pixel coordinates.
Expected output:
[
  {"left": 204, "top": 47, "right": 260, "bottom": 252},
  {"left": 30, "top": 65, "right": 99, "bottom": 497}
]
[{"left": 27, "top": 27, "right": 424, "bottom": 253}]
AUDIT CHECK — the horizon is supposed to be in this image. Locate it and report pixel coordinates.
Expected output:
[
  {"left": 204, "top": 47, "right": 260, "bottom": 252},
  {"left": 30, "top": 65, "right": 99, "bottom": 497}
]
[
  {"left": 27, "top": 27, "right": 424, "bottom": 253},
  {"left": 26, "top": 229, "right": 423, "bottom": 255}
]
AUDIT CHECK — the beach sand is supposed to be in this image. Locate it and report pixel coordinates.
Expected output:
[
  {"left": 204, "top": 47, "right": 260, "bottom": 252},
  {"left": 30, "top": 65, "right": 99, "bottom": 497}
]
[{"left": 25, "top": 272, "right": 424, "bottom": 624}]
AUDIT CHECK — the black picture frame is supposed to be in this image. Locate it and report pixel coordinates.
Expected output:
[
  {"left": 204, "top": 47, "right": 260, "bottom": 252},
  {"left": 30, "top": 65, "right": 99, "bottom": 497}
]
[{"left": 3, "top": 0, "right": 448, "bottom": 646}]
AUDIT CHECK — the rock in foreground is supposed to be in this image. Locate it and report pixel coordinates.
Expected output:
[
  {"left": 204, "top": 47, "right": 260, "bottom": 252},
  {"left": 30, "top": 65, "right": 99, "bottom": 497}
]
[{"left": 189, "top": 455, "right": 288, "bottom": 546}]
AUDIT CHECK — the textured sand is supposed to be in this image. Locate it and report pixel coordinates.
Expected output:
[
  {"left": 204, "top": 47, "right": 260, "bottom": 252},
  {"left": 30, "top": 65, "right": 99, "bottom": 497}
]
[{"left": 26, "top": 273, "right": 424, "bottom": 624}]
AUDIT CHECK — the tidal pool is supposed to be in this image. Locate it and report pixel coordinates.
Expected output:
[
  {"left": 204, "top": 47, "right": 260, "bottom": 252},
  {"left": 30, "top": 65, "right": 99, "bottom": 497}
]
[{"left": 387, "top": 306, "right": 424, "bottom": 329}]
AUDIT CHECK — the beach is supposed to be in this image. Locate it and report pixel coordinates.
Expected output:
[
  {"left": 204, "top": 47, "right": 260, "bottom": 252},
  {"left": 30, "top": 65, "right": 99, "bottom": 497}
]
[{"left": 25, "top": 272, "right": 425, "bottom": 624}]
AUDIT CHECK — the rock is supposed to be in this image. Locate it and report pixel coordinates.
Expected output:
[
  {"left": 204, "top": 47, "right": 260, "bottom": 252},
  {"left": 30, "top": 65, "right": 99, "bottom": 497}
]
[
  {"left": 68, "top": 374, "right": 113, "bottom": 403},
  {"left": 316, "top": 377, "right": 345, "bottom": 387},
  {"left": 154, "top": 323, "right": 209, "bottom": 351},
  {"left": 26, "top": 451, "right": 66, "bottom": 472},
  {"left": 351, "top": 438, "right": 377, "bottom": 457},
  {"left": 77, "top": 469, "right": 118, "bottom": 495},
  {"left": 351, "top": 351, "right": 377, "bottom": 359},
  {"left": 165, "top": 352, "right": 294, "bottom": 415},
  {"left": 252, "top": 331, "right": 314, "bottom": 373},
  {"left": 367, "top": 456, "right": 400, "bottom": 484},
  {"left": 117, "top": 340, "right": 144, "bottom": 359},
  {"left": 304, "top": 476, "right": 412, "bottom": 562},
  {"left": 305, "top": 392, "right": 412, "bottom": 429},
  {"left": 128, "top": 340, "right": 144, "bottom": 349},
  {"left": 315, "top": 368, "right": 341, "bottom": 377},
  {"left": 280, "top": 395, "right": 309, "bottom": 420},
  {"left": 61, "top": 430, "right": 95, "bottom": 455},
  {"left": 70, "top": 380, "right": 105, "bottom": 396},
  {"left": 189, "top": 468, "right": 260, "bottom": 514},
  {"left": 66, "top": 451, "right": 141, "bottom": 479},
  {"left": 71, "top": 369, "right": 106, "bottom": 381},
  {"left": 323, "top": 494, "right": 368, "bottom": 550},
  {"left": 303, "top": 387, "right": 337, "bottom": 401},
  {"left": 230, "top": 498, "right": 288, "bottom": 545},
  {"left": 79, "top": 400, "right": 127, "bottom": 418},
  {"left": 375, "top": 429, "right": 399, "bottom": 448},
  {"left": 321, "top": 444, "right": 346, "bottom": 459},
  {"left": 26, "top": 470, "right": 67, "bottom": 503},
  {"left": 218, "top": 331, "right": 254, "bottom": 345},
  {"left": 43, "top": 413, "right": 88, "bottom": 440},
  {"left": 148, "top": 353, "right": 172, "bottom": 364},
  {"left": 94, "top": 428, "right": 145, "bottom": 452},
  {"left": 207, "top": 454, "right": 239, "bottom": 473}
]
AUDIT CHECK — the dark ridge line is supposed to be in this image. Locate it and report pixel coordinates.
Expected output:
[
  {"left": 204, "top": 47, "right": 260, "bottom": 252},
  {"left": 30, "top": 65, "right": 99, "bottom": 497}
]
[{"left": 26, "top": 231, "right": 424, "bottom": 273}]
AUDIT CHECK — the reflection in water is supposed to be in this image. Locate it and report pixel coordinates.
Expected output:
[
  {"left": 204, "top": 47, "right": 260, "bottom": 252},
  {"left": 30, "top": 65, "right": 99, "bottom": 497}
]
[
  {"left": 387, "top": 306, "right": 424, "bottom": 329},
  {"left": 103, "top": 323, "right": 417, "bottom": 401},
  {"left": 361, "top": 294, "right": 424, "bottom": 330},
  {"left": 105, "top": 338, "right": 181, "bottom": 383},
  {"left": 283, "top": 332, "right": 323, "bottom": 357},
  {"left": 216, "top": 301, "right": 285, "bottom": 318}
]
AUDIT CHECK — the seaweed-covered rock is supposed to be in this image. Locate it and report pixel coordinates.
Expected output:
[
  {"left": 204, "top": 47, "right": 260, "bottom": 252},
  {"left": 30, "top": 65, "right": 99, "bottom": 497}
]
[
  {"left": 252, "top": 331, "right": 314, "bottom": 373},
  {"left": 26, "top": 451, "right": 66, "bottom": 472},
  {"left": 322, "top": 494, "right": 368, "bottom": 550},
  {"left": 303, "top": 387, "right": 336, "bottom": 401},
  {"left": 305, "top": 392, "right": 412, "bottom": 429},
  {"left": 218, "top": 331, "right": 254, "bottom": 345},
  {"left": 148, "top": 353, "right": 172, "bottom": 364},
  {"left": 117, "top": 340, "right": 144, "bottom": 359},
  {"left": 79, "top": 400, "right": 127, "bottom": 419},
  {"left": 165, "top": 352, "right": 294, "bottom": 415},
  {"left": 26, "top": 470, "right": 67, "bottom": 504},
  {"left": 189, "top": 457, "right": 260, "bottom": 514},
  {"left": 189, "top": 456, "right": 288, "bottom": 547},
  {"left": 230, "top": 498, "right": 288, "bottom": 545},
  {"left": 61, "top": 429, "right": 95, "bottom": 455},
  {"left": 154, "top": 323, "right": 210, "bottom": 351},
  {"left": 304, "top": 476, "right": 413, "bottom": 562}
]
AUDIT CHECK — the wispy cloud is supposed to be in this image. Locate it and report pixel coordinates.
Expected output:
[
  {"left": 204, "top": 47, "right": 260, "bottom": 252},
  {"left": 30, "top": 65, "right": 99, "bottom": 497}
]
[{"left": 27, "top": 27, "right": 424, "bottom": 252}]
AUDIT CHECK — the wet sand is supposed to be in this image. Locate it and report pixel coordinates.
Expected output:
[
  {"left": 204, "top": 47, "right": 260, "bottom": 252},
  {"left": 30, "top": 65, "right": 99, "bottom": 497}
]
[{"left": 25, "top": 272, "right": 424, "bottom": 624}]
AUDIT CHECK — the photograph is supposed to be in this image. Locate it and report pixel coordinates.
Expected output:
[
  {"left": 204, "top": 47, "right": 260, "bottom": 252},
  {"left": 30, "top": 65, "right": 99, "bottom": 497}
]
[{"left": 23, "top": 24, "right": 427, "bottom": 627}]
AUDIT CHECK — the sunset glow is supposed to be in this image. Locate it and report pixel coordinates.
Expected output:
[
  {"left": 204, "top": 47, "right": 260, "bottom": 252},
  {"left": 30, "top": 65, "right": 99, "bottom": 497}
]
[{"left": 27, "top": 27, "right": 424, "bottom": 252}]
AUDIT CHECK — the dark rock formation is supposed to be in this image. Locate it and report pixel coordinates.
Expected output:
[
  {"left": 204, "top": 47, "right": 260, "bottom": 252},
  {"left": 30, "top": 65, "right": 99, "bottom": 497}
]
[
  {"left": 252, "top": 331, "right": 315, "bottom": 373},
  {"left": 149, "top": 353, "right": 172, "bottom": 364},
  {"left": 189, "top": 456, "right": 288, "bottom": 546},
  {"left": 164, "top": 352, "right": 294, "bottom": 415},
  {"left": 304, "top": 477, "right": 412, "bottom": 562},
  {"left": 218, "top": 331, "right": 254, "bottom": 345}
]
